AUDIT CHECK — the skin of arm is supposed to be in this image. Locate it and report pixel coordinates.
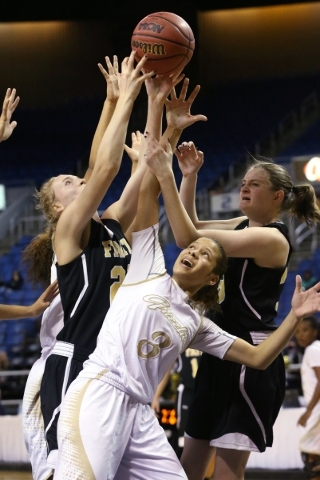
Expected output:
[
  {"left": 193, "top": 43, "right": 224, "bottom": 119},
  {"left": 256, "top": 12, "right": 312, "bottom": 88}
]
[
  {"left": 0, "top": 280, "right": 58, "bottom": 320},
  {"left": 224, "top": 276, "right": 320, "bottom": 370},
  {"left": 163, "top": 79, "right": 208, "bottom": 153},
  {"left": 298, "top": 366, "right": 320, "bottom": 426},
  {"left": 104, "top": 70, "right": 185, "bottom": 234},
  {"left": 145, "top": 135, "right": 289, "bottom": 268},
  {"left": 0, "top": 88, "right": 20, "bottom": 143},
  {"left": 178, "top": 141, "right": 247, "bottom": 230},
  {"left": 84, "top": 56, "right": 120, "bottom": 182},
  {"left": 55, "top": 53, "right": 153, "bottom": 265},
  {"left": 151, "top": 368, "right": 172, "bottom": 415}
]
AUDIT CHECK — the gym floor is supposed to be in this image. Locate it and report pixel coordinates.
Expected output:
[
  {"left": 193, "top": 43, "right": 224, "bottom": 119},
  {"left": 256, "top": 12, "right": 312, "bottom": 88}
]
[{"left": 0, "top": 466, "right": 307, "bottom": 480}]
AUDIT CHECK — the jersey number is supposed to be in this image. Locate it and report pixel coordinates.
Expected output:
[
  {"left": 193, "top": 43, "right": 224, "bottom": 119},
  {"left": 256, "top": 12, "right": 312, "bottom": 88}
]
[
  {"left": 110, "top": 266, "right": 127, "bottom": 303},
  {"left": 137, "top": 331, "right": 171, "bottom": 359}
]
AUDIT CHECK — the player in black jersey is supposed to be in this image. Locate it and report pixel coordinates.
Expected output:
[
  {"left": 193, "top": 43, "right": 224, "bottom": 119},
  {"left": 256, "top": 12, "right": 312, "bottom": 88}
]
[
  {"left": 149, "top": 141, "right": 320, "bottom": 480},
  {"left": 24, "top": 52, "right": 154, "bottom": 474}
]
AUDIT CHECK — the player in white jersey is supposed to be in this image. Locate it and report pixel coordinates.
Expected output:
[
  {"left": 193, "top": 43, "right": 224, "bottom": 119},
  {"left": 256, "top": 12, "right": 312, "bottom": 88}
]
[
  {"left": 54, "top": 127, "right": 320, "bottom": 479},
  {"left": 22, "top": 261, "right": 63, "bottom": 480}
]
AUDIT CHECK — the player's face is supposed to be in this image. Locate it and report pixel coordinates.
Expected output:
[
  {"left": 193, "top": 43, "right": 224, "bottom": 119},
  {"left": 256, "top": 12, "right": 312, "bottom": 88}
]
[
  {"left": 239, "top": 168, "right": 279, "bottom": 221},
  {"left": 173, "top": 238, "right": 219, "bottom": 292},
  {"left": 295, "top": 320, "right": 318, "bottom": 348},
  {"left": 52, "top": 174, "right": 86, "bottom": 210}
]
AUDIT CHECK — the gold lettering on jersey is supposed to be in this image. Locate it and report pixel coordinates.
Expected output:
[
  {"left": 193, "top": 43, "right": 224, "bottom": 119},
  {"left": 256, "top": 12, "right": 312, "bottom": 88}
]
[
  {"left": 218, "top": 276, "right": 225, "bottom": 304},
  {"left": 280, "top": 267, "right": 288, "bottom": 285},
  {"left": 143, "top": 294, "right": 188, "bottom": 345},
  {"left": 185, "top": 348, "right": 202, "bottom": 358},
  {"left": 138, "top": 331, "right": 171, "bottom": 359},
  {"left": 102, "top": 240, "right": 130, "bottom": 258}
]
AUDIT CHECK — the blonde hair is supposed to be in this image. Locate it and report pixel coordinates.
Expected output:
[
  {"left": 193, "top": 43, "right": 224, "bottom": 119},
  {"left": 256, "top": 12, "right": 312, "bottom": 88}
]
[{"left": 23, "top": 177, "right": 57, "bottom": 286}]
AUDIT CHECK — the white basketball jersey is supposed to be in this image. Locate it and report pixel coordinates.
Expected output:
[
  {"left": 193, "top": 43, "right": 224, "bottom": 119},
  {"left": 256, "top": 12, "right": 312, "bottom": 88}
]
[{"left": 80, "top": 224, "right": 235, "bottom": 404}]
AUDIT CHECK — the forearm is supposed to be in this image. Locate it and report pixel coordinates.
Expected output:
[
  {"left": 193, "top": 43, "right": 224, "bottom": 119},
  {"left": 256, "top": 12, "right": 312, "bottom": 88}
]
[
  {"left": 145, "top": 101, "right": 164, "bottom": 141},
  {"left": 158, "top": 171, "right": 199, "bottom": 247},
  {"left": 0, "top": 304, "right": 34, "bottom": 320},
  {"left": 180, "top": 174, "right": 199, "bottom": 225},
  {"left": 162, "top": 126, "right": 183, "bottom": 151},
  {"left": 96, "top": 96, "right": 134, "bottom": 172},
  {"left": 86, "top": 99, "right": 117, "bottom": 179}
]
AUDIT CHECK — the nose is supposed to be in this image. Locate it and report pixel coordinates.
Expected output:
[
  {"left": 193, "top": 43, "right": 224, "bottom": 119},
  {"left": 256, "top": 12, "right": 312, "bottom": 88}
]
[{"left": 79, "top": 178, "right": 86, "bottom": 186}]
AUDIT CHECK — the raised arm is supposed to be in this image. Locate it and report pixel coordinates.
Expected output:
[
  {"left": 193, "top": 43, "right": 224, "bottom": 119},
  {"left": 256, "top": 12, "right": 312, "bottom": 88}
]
[
  {"left": 103, "top": 71, "right": 184, "bottom": 233},
  {"left": 178, "top": 141, "right": 247, "bottom": 230},
  {"left": 84, "top": 56, "right": 119, "bottom": 181},
  {"left": 146, "top": 136, "right": 289, "bottom": 267},
  {"left": 55, "top": 52, "right": 153, "bottom": 263},
  {"left": 0, "top": 88, "right": 20, "bottom": 143}
]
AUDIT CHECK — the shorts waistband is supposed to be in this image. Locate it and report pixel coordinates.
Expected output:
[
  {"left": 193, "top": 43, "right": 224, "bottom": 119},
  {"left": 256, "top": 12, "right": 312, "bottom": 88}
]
[
  {"left": 52, "top": 341, "right": 74, "bottom": 357},
  {"left": 51, "top": 341, "right": 91, "bottom": 363},
  {"left": 250, "top": 331, "right": 273, "bottom": 345}
]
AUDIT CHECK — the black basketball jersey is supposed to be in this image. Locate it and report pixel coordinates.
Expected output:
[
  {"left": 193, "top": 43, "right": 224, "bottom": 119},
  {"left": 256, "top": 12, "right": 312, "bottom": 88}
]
[
  {"left": 213, "top": 219, "right": 292, "bottom": 336},
  {"left": 176, "top": 348, "right": 203, "bottom": 390},
  {"left": 56, "top": 218, "right": 131, "bottom": 354}
]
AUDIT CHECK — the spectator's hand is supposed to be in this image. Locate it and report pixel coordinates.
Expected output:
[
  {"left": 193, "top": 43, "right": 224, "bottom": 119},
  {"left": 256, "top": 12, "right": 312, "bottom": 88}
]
[
  {"left": 165, "top": 79, "right": 207, "bottom": 131},
  {"left": 98, "top": 55, "right": 120, "bottom": 105},
  {"left": 175, "top": 141, "right": 204, "bottom": 177},
  {"left": 0, "top": 88, "right": 20, "bottom": 143},
  {"left": 29, "top": 280, "right": 59, "bottom": 317}
]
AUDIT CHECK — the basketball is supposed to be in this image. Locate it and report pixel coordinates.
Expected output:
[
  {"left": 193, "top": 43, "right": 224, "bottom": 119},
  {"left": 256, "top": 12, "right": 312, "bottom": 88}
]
[{"left": 131, "top": 12, "right": 195, "bottom": 75}]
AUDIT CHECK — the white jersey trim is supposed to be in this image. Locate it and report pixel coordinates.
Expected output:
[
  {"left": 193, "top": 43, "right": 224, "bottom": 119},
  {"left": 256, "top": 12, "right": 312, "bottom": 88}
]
[{"left": 70, "top": 254, "right": 89, "bottom": 317}]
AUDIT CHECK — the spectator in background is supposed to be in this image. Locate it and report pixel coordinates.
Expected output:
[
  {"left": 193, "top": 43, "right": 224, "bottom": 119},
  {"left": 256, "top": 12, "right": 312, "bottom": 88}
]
[
  {"left": 0, "top": 88, "right": 19, "bottom": 143},
  {"left": 302, "top": 270, "right": 318, "bottom": 291},
  {"left": 295, "top": 315, "right": 320, "bottom": 480},
  {"left": 4, "top": 270, "right": 24, "bottom": 291}
]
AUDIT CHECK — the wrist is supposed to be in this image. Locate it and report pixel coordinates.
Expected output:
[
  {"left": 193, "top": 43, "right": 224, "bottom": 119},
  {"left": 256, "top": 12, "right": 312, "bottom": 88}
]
[{"left": 105, "top": 98, "right": 117, "bottom": 108}]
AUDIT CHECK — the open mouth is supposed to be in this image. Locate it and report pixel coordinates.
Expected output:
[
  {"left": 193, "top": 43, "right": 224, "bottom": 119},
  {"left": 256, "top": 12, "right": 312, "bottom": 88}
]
[{"left": 181, "top": 258, "right": 193, "bottom": 268}]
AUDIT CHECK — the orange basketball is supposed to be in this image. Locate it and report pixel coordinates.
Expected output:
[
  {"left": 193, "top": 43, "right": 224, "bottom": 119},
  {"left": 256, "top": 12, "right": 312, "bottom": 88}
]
[{"left": 131, "top": 12, "right": 195, "bottom": 75}]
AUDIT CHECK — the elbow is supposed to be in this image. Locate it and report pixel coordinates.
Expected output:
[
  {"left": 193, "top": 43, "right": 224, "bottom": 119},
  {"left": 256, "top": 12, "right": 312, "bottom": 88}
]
[{"left": 176, "top": 238, "right": 189, "bottom": 249}]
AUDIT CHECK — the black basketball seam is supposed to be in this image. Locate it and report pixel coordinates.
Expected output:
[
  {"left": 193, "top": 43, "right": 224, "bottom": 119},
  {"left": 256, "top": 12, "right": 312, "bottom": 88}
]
[
  {"left": 143, "top": 14, "right": 193, "bottom": 43},
  {"left": 131, "top": 33, "right": 194, "bottom": 52}
]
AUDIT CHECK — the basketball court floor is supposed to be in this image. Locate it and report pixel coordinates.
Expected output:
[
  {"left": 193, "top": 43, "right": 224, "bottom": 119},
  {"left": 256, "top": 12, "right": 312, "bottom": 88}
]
[{"left": 0, "top": 466, "right": 307, "bottom": 479}]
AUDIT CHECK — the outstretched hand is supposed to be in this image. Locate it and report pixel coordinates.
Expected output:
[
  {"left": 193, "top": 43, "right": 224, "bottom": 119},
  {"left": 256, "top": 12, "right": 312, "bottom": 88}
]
[
  {"left": 117, "top": 51, "right": 154, "bottom": 102},
  {"left": 124, "top": 130, "right": 143, "bottom": 164},
  {"left": 98, "top": 55, "right": 119, "bottom": 104},
  {"left": 0, "top": 88, "right": 20, "bottom": 143},
  {"left": 30, "top": 280, "right": 59, "bottom": 317},
  {"left": 165, "top": 78, "right": 207, "bottom": 131},
  {"left": 144, "top": 132, "right": 173, "bottom": 181},
  {"left": 291, "top": 275, "right": 320, "bottom": 320},
  {"left": 144, "top": 69, "right": 185, "bottom": 106},
  {"left": 175, "top": 141, "right": 204, "bottom": 176}
]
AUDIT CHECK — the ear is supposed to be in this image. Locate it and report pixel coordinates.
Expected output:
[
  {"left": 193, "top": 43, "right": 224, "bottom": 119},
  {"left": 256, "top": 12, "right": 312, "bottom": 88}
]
[
  {"left": 273, "top": 190, "right": 284, "bottom": 203},
  {"left": 52, "top": 202, "right": 64, "bottom": 214},
  {"left": 207, "top": 274, "right": 219, "bottom": 286}
]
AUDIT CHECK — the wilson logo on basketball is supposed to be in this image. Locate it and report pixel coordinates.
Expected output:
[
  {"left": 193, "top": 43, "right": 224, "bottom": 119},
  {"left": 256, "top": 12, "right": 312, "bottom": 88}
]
[
  {"left": 132, "top": 40, "right": 166, "bottom": 56},
  {"left": 137, "top": 22, "right": 165, "bottom": 34}
]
